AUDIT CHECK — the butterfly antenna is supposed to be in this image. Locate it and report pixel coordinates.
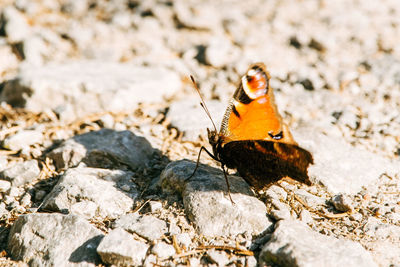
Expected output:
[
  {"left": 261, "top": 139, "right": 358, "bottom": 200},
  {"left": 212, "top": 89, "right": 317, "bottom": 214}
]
[{"left": 190, "top": 75, "right": 218, "bottom": 133}]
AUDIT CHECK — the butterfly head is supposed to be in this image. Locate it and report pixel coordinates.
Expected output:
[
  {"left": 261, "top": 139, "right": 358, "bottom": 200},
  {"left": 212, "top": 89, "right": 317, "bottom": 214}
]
[{"left": 207, "top": 128, "right": 223, "bottom": 159}]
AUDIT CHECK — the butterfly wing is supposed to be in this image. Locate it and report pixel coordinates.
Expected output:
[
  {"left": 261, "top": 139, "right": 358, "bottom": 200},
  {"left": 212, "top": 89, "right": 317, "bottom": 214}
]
[
  {"left": 219, "top": 63, "right": 296, "bottom": 145},
  {"left": 220, "top": 140, "right": 313, "bottom": 190},
  {"left": 213, "top": 63, "right": 313, "bottom": 189}
]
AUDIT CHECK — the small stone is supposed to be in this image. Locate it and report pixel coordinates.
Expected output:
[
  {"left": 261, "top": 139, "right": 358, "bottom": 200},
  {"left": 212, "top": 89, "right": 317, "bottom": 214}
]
[
  {"left": 176, "top": 233, "right": 191, "bottom": 249},
  {"left": 3, "top": 130, "right": 44, "bottom": 151},
  {"left": 0, "top": 202, "right": 8, "bottom": 218},
  {"left": 299, "top": 209, "right": 313, "bottom": 224},
  {"left": 207, "top": 249, "right": 230, "bottom": 266},
  {"left": 2, "top": 6, "right": 31, "bottom": 43},
  {"left": 330, "top": 193, "right": 354, "bottom": 212},
  {"left": 246, "top": 256, "right": 258, "bottom": 267},
  {"left": 120, "top": 184, "right": 131, "bottom": 192},
  {"left": 149, "top": 200, "right": 163, "bottom": 212},
  {"left": 260, "top": 220, "right": 377, "bottom": 267},
  {"left": 0, "top": 180, "right": 11, "bottom": 193},
  {"left": 269, "top": 199, "right": 292, "bottom": 221},
  {"left": 114, "top": 213, "right": 168, "bottom": 241},
  {"left": 151, "top": 242, "right": 176, "bottom": 258},
  {"left": 350, "top": 212, "right": 363, "bottom": 222},
  {"left": 97, "top": 228, "right": 149, "bottom": 266},
  {"left": 19, "top": 193, "right": 31, "bottom": 207},
  {"left": 0, "top": 160, "right": 40, "bottom": 186},
  {"left": 264, "top": 185, "right": 288, "bottom": 201},
  {"left": 98, "top": 113, "right": 115, "bottom": 128},
  {"left": 294, "top": 189, "right": 326, "bottom": 208},
  {"left": 34, "top": 190, "right": 46, "bottom": 201}
]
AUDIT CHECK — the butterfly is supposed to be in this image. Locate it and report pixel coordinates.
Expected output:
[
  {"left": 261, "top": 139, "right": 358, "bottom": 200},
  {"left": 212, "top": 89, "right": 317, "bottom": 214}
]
[{"left": 189, "top": 63, "right": 313, "bottom": 198}]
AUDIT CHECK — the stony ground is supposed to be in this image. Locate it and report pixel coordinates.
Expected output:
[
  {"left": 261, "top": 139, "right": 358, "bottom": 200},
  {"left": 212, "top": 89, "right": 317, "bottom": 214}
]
[{"left": 0, "top": 0, "right": 400, "bottom": 266}]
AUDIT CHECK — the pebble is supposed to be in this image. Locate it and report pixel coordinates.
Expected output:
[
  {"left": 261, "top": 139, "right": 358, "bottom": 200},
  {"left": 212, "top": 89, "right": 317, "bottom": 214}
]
[
  {"left": 151, "top": 242, "right": 176, "bottom": 258},
  {"left": 0, "top": 180, "right": 11, "bottom": 193},
  {"left": 330, "top": 193, "right": 355, "bottom": 212},
  {"left": 3, "top": 130, "right": 44, "bottom": 151}
]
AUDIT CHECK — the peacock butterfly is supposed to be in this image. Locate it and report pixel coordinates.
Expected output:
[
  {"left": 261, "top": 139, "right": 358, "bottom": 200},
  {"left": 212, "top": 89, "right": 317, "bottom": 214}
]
[{"left": 189, "top": 63, "right": 313, "bottom": 196}]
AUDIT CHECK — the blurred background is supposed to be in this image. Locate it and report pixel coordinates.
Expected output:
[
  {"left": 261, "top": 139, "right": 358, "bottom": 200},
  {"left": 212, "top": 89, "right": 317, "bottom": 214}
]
[{"left": 0, "top": 0, "right": 399, "bottom": 157}]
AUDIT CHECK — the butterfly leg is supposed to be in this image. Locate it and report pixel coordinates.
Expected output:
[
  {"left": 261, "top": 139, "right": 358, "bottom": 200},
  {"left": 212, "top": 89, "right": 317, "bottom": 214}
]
[
  {"left": 185, "top": 146, "right": 219, "bottom": 182},
  {"left": 221, "top": 164, "right": 235, "bottom": 204}
]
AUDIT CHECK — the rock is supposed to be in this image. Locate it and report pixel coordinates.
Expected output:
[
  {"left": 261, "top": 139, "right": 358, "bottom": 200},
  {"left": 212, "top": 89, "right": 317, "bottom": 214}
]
[
  {"left": 174, "top": 0, "right": 222, "bottom": 30},
  {"left": 7, "top": 213, "right": 103, "bottom": 266},
  {"left": 294, "top": 189, "right": 326, "bottom": 208},
  {"left": 0, "top": 160, "right": 40, "bottom": 186},
  {"left": 40, "top": 167, "right": 136, "bottom": 219},
  {"left": 330, "top": 193, "right": 354, "bottom": 212},
  {"left": 0, "top": 180, "right": 11, "bottom": 193},
  {"left": 264, "top": 185, "right": 288, "bottom": 201},
  {"left": 167, "top": 98, "right": 225, "bottom": 140},
  {"left": 207, "top": 249, "right": 230, "bottom": 266},
  {"left": 114, "top": 213, "right": 168, "bottom": 241},
  {"left": 1, "top": 6, "right": 31, "bottom": 43},
  {"left": 365, "top": 240, "right": 400, "bottom": 267},
  {"left": 259, "top": 220, "right": 377, "bottom": 267},
  {"left": 205, "top": 37, "right": 240, "bottom": 67},
  {"left": 3, "top": 129, "right": 44, "bottom": 151},
  {"left": 294, "top": 127, "right": 400, "bottom": 194},
  {"left": 299, "top": 209, "right": 313, "bottom": 224},
  {"left": 0, "top": 202, "right": 8, "bottom": 218},
  {"left": 0, "top": 44, "right": 19, "bottom": 75},
  {"left": 160, "top": 160, "right": 273, "bottom": 237},
  {"left": 151, "top": 242, "right": 176, "bottom": 258},
  {"left": 97, "top": 228, "right": 149, "bottom": 266},
  {"left": 48, "top": 129, "right": 154, "bottom": 170},
  {"left": 269, "top": 199, "right": 292, "bottom": 221},
  {"left": 363, "top": 217, "right": 400, "bottom": 240},
  {"left": 0, "top": 61, "right": 182, "bottom": 120},
  {"left": 148, "top": 201, "right": 163, "bottom": 212},
  {"left": 176, "top": 233, "right": 192, "bottom": 249}
]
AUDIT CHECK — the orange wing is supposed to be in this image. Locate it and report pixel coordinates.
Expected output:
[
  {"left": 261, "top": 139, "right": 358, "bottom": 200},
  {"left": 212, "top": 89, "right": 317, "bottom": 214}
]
[{"left": 220, "top": 63, "right": 296, "bottom": 145}]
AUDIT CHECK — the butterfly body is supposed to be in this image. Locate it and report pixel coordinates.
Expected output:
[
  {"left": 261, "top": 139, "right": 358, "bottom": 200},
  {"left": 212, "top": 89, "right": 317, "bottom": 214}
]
[{"left": 206, "top": 63, "right": 313, "bottom": 191}]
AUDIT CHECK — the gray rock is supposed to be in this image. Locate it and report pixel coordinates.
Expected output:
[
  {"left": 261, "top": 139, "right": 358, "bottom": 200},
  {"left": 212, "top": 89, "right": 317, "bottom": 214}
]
[
  {"left": 151, "top": 242, "right": 176, "bottom": 258},
  {"left": 269, "top": 199, "right": 292, "bottom": 221},
  {"left": 0, "top": 44, "right": 19, "bottom": 75},
  {"left": 207, "top": 249, "right": 230, "bottom": 266},
  {"left": 294, "top": 189, "right": 326, "bottom": 208},
  {"left": 97, "top": 228, "right": 149, "bottom": 266},
  {"left": 114, "top": 213, "right": 167, "bottom": 241},
  {"left": 0, "top": 180, "right": 11, "bottom": 193},
  {"left": 7, "top": 213, "right": 103, "bottom": 266},
  {"left": 259, "top": 220, "right": 377, "bottom": 267},
  {"left": 294, "top": 127, "right": 400, "bottom": 194},
  {"left": 3, "top": 129, "right": 44, "bottom": 151},
  {"left": 365, "top": 240, "right": 400, "bottom": 267},
  {"left": 1, "top": 160, "right": 40, "bottom": 186},
  {"left": 48, "top": 129, "right": 154, "bottom": 170},
  {"left": 160, "top": 160, "right": 273, "bottom": 237},
  {"left": 264, "top": 185, "right": 288, "bottom": 201},
  {"left": 176, "top": 233, "right": 192, "bottom": 249},
  {"left": 205, "top": 37, "right": 240, "bottom": 68},
  {"left": 1, "top": 6, "right": 31, "bottom": 43},
  {"left": 167, "top": 98, "right": 225, "bottom": 140},
  {"left": 0, "top": 61, "right": 182, "bottom": 120},
  {"left": 40, "top": 167, "right": 136, "bottom": 219},
  {"left": 363, "top": 217, "right": 400, "bottom": 240},
  {"left": 330, "top": 193, "right": 354, "bottom": 212},
  {"left": 0, "top": 202, "right": 8, "bottom": 218}
]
